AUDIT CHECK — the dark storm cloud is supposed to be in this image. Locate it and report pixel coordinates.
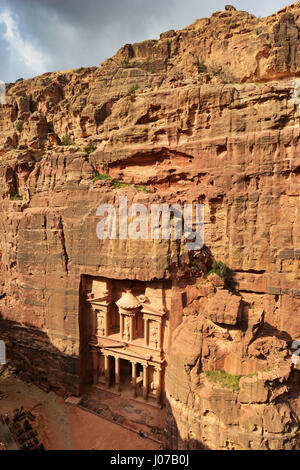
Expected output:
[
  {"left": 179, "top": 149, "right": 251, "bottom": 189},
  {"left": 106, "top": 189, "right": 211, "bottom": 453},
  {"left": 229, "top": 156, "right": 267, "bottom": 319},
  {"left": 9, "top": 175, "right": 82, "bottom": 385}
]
[{"left": 0, "top": 0, "right": 294, "bottom": 82}]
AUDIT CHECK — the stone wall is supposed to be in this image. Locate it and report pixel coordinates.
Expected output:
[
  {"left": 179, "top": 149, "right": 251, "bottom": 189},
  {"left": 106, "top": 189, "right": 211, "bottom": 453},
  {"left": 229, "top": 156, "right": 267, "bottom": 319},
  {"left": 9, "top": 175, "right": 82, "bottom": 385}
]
[{"left": 0, "top": 2, "right": 300, "bottom": 449}]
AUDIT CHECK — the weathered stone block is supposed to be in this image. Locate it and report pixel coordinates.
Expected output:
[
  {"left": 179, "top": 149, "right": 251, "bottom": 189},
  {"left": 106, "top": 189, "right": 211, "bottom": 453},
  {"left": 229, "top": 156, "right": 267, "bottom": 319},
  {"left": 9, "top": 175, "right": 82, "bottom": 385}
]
[{"left": 205, "top": 290, "right": 242, "bottom": 325}]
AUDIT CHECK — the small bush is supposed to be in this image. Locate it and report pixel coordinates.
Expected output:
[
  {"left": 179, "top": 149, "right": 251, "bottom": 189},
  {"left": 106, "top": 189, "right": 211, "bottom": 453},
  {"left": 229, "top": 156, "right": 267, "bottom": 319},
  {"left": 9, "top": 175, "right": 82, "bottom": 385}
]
[
  {"left": 205, "top": 370, "right": 242, "bottom": 391},
  {"left": 128, "top": 84, "right": 139, "bottom": 94},
  {"left": 15, "top": 78, "right": 24, "bottom": 83},
  {"left": 198, "top": 59, "right": 207, "bottom": 74},
  {"left": 60, "top": 134, "right": 73, "bottom": 146},
  {"left": 113, "top": 181, "right": 132, "bottom": 189},
  {"left": 75, "top": 67, "right": 84, "bottom": 73},
  {"left": 208, "top": 260, "right": 231, "bottom": 279},
  {"left": 197, "top": 280, "right": 209, "bottom": 286},
  {"left": 92, "top": 173, "right": 112, "bottom": 183},
  {"left": 40, "top": 77, "right": 52, "bottom": 86},
  {"left": 151, "top": 427, "right": 160, "bottom": 435},
  {"left": 220, "top": 67, "right": 237, "bottom": 84},
  {"left": 206, "top": 62, "right": 237, "bottom": 84},
  {"left": 136, "top": 186, "right": 148, "bottom": 193},
  {"left": 83, "top": 140, "right": 97, "bottom": 155},
  {"left": 92, "top": 174, "right": 130, "bottom": 189},
  {"left": 92, "top": 173, "right": 149, "bottom": 192},
  {"left": 10, "top": 193, "right": 22, "bottom": 201},
  {"left": 15, "top": 120, "right": 24, "bottom": 133},
  {"left": 207, "top": 62, "right": 221, "bottom": 77},
  {"left": 121, "top": 59, "right": 130, "bottom": 68},
  {"left": 190, "top": 260, "right": 199, "bottom": 272}
]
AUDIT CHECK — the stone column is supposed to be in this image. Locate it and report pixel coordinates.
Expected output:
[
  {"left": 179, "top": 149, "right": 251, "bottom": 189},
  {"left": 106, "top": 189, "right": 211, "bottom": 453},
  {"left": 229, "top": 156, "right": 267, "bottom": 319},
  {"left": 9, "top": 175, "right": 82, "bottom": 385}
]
[
  {"left": 144, "top": 318, "right": 149, "bottom": 346},
  {"left": 115, "top": 356, "right": 120, "bottom": 392},
  {"left": 129, "top": 316, "right": 134, "bottom": 342},
  {"left": 104, "top": 310, "right": 109, "bottom": 336},
  {"left": 131, "top": 362, "right": 137, "bottom": 397},
  {"left": 91, "top": 309, "right": 97, "bottom": 343},
  {"left": 104, "top": 355, "right": 110, "bottom": 388},
  {"left": 155, "top": 367, "right": 162, "bottom": 404},
  {"left": 120, "top": 314, "right": 124, "bottom": 340},
  {"left": 143, "top": 364, "right": 148, "bottom": 400},
  {"left": 92, "top": 350, "right": 98, "bottom": 385}
]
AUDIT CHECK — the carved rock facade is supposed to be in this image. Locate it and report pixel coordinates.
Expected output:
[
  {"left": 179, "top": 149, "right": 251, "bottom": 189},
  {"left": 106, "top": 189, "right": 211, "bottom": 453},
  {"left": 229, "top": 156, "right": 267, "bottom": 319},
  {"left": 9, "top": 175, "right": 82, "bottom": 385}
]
[{"left": 0, "top": 3, "right": 300, "bottom": 450}]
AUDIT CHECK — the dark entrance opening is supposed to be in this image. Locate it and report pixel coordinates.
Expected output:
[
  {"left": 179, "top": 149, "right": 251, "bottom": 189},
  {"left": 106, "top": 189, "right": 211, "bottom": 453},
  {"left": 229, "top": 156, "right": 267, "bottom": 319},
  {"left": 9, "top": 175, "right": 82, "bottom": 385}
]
[
  {"left": 120, "top": 359, "right": 132, "bottom": 392},
  {"left": 109, "top": 356, "right": 115, "bottom": 388}
]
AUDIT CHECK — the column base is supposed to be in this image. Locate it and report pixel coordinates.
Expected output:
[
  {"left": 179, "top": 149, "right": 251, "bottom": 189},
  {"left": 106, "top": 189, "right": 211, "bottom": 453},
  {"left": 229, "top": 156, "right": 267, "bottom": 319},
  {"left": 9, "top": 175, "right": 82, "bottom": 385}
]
[{"left": 143, "top": 388, "right": 148, "bottom": 400}]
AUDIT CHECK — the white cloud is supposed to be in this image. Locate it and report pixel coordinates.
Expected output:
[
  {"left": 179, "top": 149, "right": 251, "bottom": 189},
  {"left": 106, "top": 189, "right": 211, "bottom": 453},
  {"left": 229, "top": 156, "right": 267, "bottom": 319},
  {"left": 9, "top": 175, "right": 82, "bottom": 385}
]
[
  {"left": 0, "top": 0, "right": 295, "bottom": 82},
  {"left": 0, "top": 10, "right": 49, "bottom": 75}
]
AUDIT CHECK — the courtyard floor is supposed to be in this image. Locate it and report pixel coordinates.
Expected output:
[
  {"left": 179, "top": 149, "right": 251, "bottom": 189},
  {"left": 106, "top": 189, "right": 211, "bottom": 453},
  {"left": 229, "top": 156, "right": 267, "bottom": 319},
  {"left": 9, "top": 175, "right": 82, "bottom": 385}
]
[{"left": 0, "top": 375, "right": 161, "bottom": 450}]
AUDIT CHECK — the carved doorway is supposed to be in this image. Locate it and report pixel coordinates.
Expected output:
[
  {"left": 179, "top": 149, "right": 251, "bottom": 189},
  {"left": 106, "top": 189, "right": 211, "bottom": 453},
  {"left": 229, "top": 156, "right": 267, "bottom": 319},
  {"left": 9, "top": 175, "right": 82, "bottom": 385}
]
[{"left": 120, "top": 359, "right": 132, "bottom": 391}]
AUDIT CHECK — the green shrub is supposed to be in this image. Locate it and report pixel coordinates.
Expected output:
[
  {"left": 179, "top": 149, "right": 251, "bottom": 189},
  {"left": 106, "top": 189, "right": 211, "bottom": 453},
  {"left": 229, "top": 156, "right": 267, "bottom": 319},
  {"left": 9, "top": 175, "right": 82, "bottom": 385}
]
[
  {"left": 121, "top": 59, "right": 131, "bottom": 68},
  {"left": 206, "top": 62, "right": 237, "bottom": 83},
  {"left": 10, "top": 193, "right": 22, "bottom": 201},
  {"left": 220, "top": 68, "right": 237, "bottom": 84},
  {"left": 113, "top": 181, "right": 132, "bottom": 189},
  {"left": 190, "top": 260, "right": 199, "bottom": 272},
  {"left": 40, "top": 77, "right": 52, "bottom": 86},
  {"left": 83, "top": 140, "right": 97, "bottom": 155},
  {"left": 92, "top": 174, "right": 131, "bottom": 189},
  {"left": 60, "top": 134, "right": 73, "bottom": 146},
  {"left": 128, "top": 84, "right": 139, "bottom": 94},
  {"left": 205, "top": 369, "right": 266, "bottom": 391},
  {"left": 15, "top": 78, "right": 24, "bottom": 83},
  {"left": 198, "top": 59, "right": 207, "bottom": 74},
  {"left": 150, "top": 427, "right": 160, "bottom": 435},
  {"left": 207, "top": 61, "right": 221, "bottom": 77},
  {"left": 92, "top": 173, "right": 149, "bottom": 192},
  {"left": 208, "top": 260, "right": 231, "bottom": 279},
  {"left": 92, "top": 173, "right": 112, "bottom": 183},
  {"left": 136, "top": 186, "right": 148, "bottom": 193},
  {"left": 205, "top": 370, "right": 242, "bottom": 391},
  {"left": 15, "top": 120, "right": 24, "bottom": 132},
  {"left": 75, "top": 67, "right": 84, "bottom": 73}
]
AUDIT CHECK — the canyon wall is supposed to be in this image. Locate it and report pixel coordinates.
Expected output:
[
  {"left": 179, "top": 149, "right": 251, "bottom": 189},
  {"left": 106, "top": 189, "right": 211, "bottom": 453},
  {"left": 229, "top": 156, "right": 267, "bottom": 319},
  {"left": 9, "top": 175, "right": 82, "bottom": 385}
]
[{"left": 0, "top": 2, "right": 299, "bottom": 449}]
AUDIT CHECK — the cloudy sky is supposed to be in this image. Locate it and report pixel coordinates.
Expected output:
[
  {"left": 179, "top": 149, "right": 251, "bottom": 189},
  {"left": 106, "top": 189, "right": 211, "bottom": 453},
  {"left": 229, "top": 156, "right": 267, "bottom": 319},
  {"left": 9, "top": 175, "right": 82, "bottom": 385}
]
[{"left": 0, "top": 0, "right": 294, "bottom": 83}]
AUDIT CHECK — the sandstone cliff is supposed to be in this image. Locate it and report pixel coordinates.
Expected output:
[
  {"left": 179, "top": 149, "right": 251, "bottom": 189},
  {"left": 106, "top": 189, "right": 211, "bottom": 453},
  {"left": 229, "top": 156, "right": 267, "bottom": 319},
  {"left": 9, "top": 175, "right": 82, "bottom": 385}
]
[{"left": 0, "top": 2, "right": 300, "bottom": 450}]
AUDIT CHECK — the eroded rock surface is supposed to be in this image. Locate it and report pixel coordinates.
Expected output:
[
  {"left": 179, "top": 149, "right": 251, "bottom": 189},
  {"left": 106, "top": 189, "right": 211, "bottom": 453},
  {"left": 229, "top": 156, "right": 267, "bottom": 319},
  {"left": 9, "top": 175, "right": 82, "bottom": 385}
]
[{"left": 0, "top": 2, "right": 299, "bottom": 450}]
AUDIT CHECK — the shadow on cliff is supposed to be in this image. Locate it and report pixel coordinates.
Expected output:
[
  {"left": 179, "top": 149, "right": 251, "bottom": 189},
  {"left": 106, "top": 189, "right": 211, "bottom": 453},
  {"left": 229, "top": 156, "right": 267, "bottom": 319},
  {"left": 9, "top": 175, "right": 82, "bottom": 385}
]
[
  {"left": 259, "top": 322, "right": 293, "bottom": 342},
  {"left": 0, "top": 312, "right": 90, "bottom": 396},
  {"left": 248, "top": 320, "right": 293, "bottom": 348},
  {"left": 164, "top": 398, "right": 210, "bottom": 450}
]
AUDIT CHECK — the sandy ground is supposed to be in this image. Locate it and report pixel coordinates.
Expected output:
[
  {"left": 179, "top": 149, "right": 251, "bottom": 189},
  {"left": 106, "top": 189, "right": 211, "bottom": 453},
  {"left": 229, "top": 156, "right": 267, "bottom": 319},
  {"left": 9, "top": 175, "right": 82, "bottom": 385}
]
[
  {"left": 0, "top": 376, "right": 159, "bottom": 450},
  {"left": 81, "top": 385, "right": 166, "bottom": 438}
]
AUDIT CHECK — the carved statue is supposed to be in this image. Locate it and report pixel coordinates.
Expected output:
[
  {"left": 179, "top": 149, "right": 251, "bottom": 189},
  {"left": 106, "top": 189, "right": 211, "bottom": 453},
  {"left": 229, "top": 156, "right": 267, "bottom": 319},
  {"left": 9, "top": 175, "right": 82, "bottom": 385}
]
[
  {"left": 97, "top": 312, "right": 105, "bottom": 336},
  {"left": 150, "top": 323, "right": 159, "bottom": 348},
  {"left": 150, "top": 368, "right": 158, "bottom": 391}
]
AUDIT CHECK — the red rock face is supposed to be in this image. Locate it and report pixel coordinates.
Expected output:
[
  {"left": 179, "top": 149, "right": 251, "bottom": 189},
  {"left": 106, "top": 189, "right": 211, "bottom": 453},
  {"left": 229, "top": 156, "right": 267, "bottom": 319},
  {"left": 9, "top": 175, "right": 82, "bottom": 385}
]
[{"left": 0, "top": 2, "right": 300, "bottom": 450}]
